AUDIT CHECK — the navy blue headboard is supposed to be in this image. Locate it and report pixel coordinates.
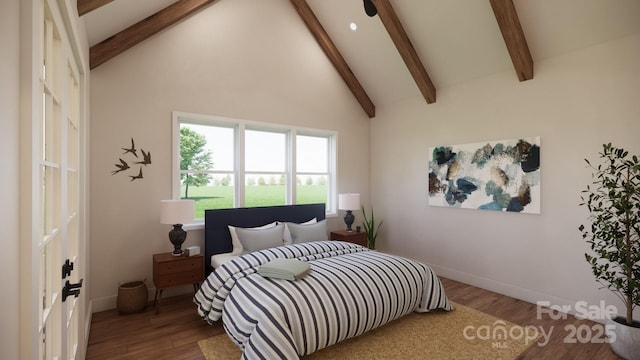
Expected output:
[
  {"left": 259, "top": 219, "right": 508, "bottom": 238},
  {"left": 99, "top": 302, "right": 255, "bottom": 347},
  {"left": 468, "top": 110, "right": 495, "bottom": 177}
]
[{"left": 204, "top": 203, "right": 326, "bottom": 272}]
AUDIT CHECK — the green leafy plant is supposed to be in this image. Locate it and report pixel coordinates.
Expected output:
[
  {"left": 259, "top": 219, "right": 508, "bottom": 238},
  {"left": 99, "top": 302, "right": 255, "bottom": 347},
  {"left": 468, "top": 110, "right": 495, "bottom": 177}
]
[
  {"left": 361, "top": 206, "right": 383, "bottom": 250},
  {"left": 579, "top": 143, "right": 640, "bottom": 326},
  {"left": 180, "top": 127, "right": 213, "bottom": 198}
]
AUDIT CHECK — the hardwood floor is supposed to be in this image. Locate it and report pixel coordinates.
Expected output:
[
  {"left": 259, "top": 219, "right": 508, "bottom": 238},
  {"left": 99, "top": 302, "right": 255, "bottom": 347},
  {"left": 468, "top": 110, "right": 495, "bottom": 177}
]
[
  {"left": 85, "top": 278, "right": 621, "bottom": 359},
  {"left": 86, "top": 293, "right": 222, "bottom": 360},
  {"left": 440, "top": 278, "right": 620, "bottom": 360}
]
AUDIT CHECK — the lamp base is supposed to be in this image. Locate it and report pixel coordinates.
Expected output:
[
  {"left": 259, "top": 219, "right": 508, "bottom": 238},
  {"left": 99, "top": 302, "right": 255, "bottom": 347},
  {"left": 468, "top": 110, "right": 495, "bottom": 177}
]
[
  {"left": 344, "top": 210, "right": 355, "bottom": 232},
  {"left": 168, "top": 224, "right": 187, "bottom": 256}
]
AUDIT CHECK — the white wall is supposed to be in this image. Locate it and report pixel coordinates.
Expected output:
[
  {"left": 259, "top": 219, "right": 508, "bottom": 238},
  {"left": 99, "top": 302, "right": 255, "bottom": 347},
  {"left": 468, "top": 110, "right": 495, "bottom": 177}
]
[
  {"left": 371, "top": 33, "right": 640, "bottom": 317},
  {"left": 0, "top": 0, "right": 20, "bottom": 358},
  {"left": 89, "top": 0, "right": 370, "bottom": 310},
  {"left": 89, "top": 0, "right": 639, "bottom": 317}
]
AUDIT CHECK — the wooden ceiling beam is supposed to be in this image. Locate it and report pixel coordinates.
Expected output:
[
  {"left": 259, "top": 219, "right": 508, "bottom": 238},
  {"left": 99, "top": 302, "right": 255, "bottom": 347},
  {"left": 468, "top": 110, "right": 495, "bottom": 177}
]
[
  {"left": 290, "top": 0, "right": 375, "bottom": 118},
  {"left": 371, "top": 0, "right": 436, "bottom": 104},
  {"left": 489, "top": 0, "right": 533, "bottom": 81},
  {"left": 90, "top": 0, "right": 215, "bottom": 70},
  {"left": 77, "top": 0, "right": 114, "bottom": 16}
]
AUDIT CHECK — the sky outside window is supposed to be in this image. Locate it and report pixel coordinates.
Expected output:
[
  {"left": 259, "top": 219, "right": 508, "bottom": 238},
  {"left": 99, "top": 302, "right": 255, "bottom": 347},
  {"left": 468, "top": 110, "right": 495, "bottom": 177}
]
[
  {"left": 180, "top": 123, "right": 233, "bottom": 171},
  {"left": 245, "top": 130, "right": 286, "bottom": 172},
  {"left": 297, "top": 135, "right": 328, "bottom": 173}
]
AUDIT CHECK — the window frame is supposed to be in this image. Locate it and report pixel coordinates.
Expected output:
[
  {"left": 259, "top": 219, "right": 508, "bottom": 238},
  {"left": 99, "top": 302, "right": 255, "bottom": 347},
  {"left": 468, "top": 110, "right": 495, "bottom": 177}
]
[
  {"left": 243, "top": 127, "right": 288, "bottom": 206},
  {"left": 172, "top": 111, "right": 337, "bottom": 228}
]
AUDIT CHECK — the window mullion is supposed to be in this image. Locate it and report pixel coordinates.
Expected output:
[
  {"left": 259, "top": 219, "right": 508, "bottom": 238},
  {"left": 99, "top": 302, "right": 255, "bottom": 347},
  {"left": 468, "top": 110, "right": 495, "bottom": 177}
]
[
  {"left": 288, "top": 130, "right": 296, "bottom": 205},
  {"left": 329, "top": 134, "right": 337, "bottom": 213},
  {"left": 171, "top": 113, "right": 181, "bottom": 199},
  {"left": 236, "top": 123, "right": 245, "bottom": 208}
]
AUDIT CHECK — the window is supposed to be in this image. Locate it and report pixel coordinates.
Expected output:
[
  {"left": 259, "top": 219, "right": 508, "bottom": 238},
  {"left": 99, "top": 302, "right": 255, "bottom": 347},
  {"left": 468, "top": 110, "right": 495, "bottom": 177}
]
[
  {"left": 245, "top": 129, "right": 287, "bottom": 207},
  {"left": 173, "top": 112, "right": 337, "bottom": 221},
  {"left": 178, "top": 122, "right": 234, "bottom": 210},
  {"left": 296, "top": 134, "right": 331, "bottom": 205}
]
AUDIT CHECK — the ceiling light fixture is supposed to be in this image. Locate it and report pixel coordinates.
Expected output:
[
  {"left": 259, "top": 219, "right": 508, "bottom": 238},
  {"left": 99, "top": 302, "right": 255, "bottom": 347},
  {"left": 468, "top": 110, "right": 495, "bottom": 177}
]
[
  {"left": 350, "top": 22, "right": 357, "bottom": 31},
  {"left": 363, "top": 0, "right": 377, "bottom": 17}
]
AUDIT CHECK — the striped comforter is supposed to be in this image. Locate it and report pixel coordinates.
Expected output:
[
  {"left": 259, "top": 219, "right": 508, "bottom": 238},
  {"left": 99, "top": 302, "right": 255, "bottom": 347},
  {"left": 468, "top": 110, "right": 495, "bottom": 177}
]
[{"left": 194, "top": 241, "right": 453, "bottom": 359}]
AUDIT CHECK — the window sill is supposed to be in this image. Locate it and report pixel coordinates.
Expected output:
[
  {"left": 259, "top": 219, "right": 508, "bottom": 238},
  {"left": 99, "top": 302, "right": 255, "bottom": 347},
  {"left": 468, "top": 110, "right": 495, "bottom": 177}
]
[{"left": 184, "top": 221, "right": 204, "bottom": 231}]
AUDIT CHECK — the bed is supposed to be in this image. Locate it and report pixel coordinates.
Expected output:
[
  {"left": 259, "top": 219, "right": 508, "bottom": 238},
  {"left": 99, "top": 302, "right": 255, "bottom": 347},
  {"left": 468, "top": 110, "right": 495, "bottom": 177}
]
[{"left": 194, "top": 204, "right": 453, "bottom": 359}]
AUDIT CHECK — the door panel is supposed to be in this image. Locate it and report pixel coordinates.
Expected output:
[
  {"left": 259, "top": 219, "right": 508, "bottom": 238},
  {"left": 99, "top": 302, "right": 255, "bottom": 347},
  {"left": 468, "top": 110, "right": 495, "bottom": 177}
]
[{"left": 34, "top": 0, "right": 85, "bottom": 358}]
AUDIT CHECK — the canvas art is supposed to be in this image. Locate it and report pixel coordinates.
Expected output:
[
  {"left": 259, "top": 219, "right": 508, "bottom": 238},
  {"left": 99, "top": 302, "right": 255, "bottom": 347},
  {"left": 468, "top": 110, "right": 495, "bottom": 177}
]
[{"left": 428, "top": 136, "right": 540, "bottom": 213}]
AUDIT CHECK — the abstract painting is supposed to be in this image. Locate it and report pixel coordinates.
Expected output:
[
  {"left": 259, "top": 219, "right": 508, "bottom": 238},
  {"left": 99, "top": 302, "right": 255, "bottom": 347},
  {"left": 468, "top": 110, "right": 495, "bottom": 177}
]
[{"left": 428, "top": 136, "right": 540, "bottom": 213}]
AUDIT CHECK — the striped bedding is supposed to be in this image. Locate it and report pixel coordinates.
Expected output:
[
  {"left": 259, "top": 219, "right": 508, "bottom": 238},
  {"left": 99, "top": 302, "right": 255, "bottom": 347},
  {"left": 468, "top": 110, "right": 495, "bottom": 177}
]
[{"left": 194, "top": 241, "right": 453, "bottom": 359}]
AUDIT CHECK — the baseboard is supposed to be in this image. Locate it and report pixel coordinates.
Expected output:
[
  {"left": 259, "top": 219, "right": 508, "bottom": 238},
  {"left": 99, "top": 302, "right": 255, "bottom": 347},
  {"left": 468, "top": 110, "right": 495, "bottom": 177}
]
[
  {"left": 85, "top": 300, "right": 92, "bottom": 340},
  {"left": 429, "top": 264, "right": 606, "bottom": 323},
  {"left": 90, "top": 284, "right": 194, "bottom": 313},
  {"left": 91, "top": 294, "right": 118, "bottom": 313}
]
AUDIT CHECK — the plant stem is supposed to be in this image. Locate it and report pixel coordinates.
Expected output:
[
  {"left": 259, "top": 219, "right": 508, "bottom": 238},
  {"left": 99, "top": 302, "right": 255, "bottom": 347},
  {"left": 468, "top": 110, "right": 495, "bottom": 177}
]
[{"left": 625, "top": 167, "right": 633, "bottom": 326}]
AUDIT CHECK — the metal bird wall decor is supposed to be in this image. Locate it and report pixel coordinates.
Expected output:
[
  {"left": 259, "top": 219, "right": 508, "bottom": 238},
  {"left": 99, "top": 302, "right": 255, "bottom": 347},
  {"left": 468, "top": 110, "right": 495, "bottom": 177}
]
[
  {"left": 136, "top": 148, "right": 152, "bottom": 166},
  {"left": 122, "top": 138, "right": 138, "bottom": 158},
  {"left": 111, "top": 137, "right": 152, "bottom": 182},
  {"left": 111, "top": 158, "right": 130, "bottom": 175},
  {"left": 128, "top": 167, "right": 144, "bottom": 182}
]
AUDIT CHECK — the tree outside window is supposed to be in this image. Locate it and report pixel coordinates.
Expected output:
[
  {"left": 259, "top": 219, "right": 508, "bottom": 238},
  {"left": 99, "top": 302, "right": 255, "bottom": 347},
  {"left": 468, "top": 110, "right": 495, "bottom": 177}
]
[{"left": 180, "top": 127, "right": 213, "bottom": 199}]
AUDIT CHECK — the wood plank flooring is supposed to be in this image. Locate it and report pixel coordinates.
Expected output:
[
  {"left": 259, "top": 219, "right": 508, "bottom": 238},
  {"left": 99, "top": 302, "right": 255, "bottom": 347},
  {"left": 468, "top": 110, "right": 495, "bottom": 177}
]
[
  {"left": 440, "top": 278, "right": 620, "bottom": 360},
  {"left": 86, "top": 293, "right": 222, "bottom": 360},
  {"left": 85, "top": 277, "right": 621, "bottom": 359}
]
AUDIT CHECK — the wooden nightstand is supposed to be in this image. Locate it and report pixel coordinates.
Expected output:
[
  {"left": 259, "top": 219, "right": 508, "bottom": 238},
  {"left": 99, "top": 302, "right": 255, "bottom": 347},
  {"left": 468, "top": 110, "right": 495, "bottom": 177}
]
[
  {"left": 330, "top": 230, "right": 368, "bottom": 247},
  {"left": 152, "top": 252, "right": 204, "bottom": 314}
]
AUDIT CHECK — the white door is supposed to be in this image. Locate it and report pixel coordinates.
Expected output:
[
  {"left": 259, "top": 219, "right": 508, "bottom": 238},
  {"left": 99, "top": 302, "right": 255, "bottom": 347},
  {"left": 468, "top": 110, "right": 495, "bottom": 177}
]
[{"left": 23, "top": 0, "right": 86, "bottom": 358}]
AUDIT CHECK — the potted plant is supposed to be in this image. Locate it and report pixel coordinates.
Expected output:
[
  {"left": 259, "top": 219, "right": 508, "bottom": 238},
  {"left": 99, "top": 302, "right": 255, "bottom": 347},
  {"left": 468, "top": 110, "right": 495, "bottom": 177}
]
[
  {"left": 579, "top": 143, "right": 640, "bottom": 359},
  {"left": 361, "top": 206, "right": 383, "bottom": 250}
]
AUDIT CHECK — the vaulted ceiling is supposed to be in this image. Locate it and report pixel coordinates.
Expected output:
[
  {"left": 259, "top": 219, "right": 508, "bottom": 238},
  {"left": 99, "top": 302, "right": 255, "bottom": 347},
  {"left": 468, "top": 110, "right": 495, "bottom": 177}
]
[{"left": 80, "top": 0, "right": 640, "bottom": 118}]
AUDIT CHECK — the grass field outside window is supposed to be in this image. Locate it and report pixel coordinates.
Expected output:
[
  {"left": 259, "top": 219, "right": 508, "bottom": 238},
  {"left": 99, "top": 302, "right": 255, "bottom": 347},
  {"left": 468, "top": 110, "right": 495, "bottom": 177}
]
[{"left": 181, "top": 185, "right": 327, "bottom": 219}]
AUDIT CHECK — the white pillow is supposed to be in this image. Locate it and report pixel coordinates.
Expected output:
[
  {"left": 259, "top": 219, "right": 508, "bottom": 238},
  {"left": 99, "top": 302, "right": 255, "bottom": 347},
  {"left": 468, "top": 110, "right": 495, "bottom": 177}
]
[
  {"left": 282, "top": 218, "right": 317, "bottom": 245},
  {"left": 228, "top": 221, "right": 277, "bottom": 255},
  {"left": 210, "top": 253, "right": 238, "bottom": 269},
  {"left": 236, "top": 223, "right": 286, "bottom": 253},
  {"left": 286, "top": 219, "right": 328, "bottom": 244}
]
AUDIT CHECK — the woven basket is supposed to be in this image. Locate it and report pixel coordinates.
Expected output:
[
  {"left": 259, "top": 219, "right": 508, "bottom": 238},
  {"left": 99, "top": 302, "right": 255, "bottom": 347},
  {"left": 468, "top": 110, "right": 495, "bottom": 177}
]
[{"left": 117, "top": 280, "right": 148, "bottom": 314}]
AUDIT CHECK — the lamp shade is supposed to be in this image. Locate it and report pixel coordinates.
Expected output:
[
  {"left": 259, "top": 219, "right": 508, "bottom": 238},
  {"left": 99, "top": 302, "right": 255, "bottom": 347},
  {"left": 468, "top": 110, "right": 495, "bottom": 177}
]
[
  {"left": 160, "top": 199, "right": 195, "bottom": 225},
  {"left": 338, "top": 193, "right": 360, "bottom": 211}
]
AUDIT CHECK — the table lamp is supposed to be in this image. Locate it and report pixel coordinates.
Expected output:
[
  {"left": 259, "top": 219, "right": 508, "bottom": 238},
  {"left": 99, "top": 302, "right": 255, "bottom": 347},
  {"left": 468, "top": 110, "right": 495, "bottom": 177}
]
[
  {"left": 338, "top": 193, "right": 360, "bottom": 232},
  {"left": 160, "top": 199, "right": 195, "bottom": 256}
]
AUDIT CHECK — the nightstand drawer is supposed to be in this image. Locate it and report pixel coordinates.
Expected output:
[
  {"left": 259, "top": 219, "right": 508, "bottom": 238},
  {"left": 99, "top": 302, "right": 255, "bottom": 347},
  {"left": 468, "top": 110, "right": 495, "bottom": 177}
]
[
  {"left": 152, "top": 253, "right": 204, "bottom": 314},
  {"left": 156, "top": 270, "right": 203, "bottom": 288},
  {"left": 330, "top": 230, "right": 368, "bottom": 247},
  {"left": 157, "top": 257, "right": 202, "bottom": 275}
]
